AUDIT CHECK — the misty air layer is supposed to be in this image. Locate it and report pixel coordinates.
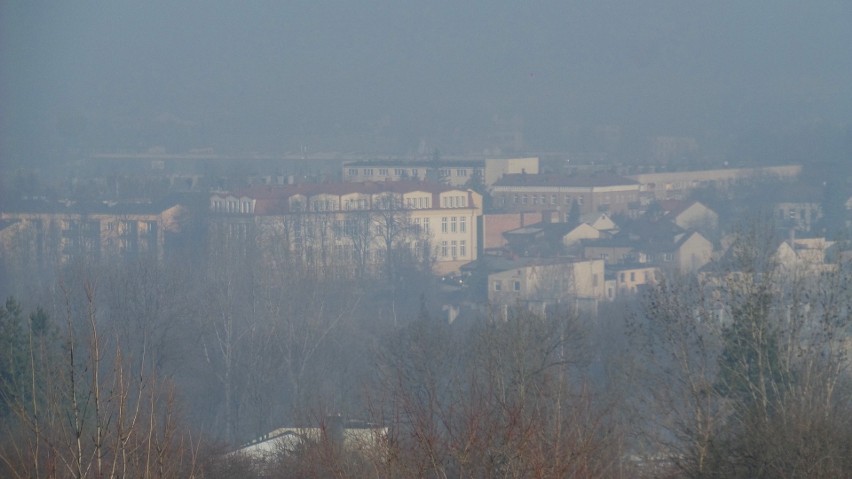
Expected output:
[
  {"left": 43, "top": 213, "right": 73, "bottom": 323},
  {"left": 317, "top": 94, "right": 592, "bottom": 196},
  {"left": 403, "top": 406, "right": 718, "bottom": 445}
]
[{"left": 1, "top": 2, "right": 851, "bottom": 478}]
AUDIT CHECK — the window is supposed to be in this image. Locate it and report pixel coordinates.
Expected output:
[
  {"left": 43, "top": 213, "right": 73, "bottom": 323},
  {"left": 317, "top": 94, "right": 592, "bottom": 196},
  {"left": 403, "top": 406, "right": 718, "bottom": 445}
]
[
  {"left": 394, "top": 168, "right": 405, "bottom": 176},
  {"left": 423, "top": 218, "right": 430, "bottom": 233},
  {"left": 456, "top": 169, "right": 467, "bottom": 177},
  {"left": 630, "top": 272, "right": 635, "bottom": 281},
  {"left": 577, "top": 196, "right": 584, "bottom": 205},
  {"left": 513, "top": 281, "right": 521, "bottom": 292},
  {"left": 493, "top": 281, "right": 502, "bottom": 292},
  {"left": 379, "top": 168, "right": 388, "bottom": 176},
  {"left": 619, "top": 272, "right": 625, "bottom": 282},
  {"left": 364, "top": 169, "right": 373, "bottom": 176},
  {"left": 539, "top": 194, "right": 545, "bottom": 205},
  {"left": 441, "top": 217, "right": 448, "bottom": 233},
  {"left": 451, "top": 217, "right": 457, "bottom": 233},
  {"left": 522, "top": 195, "right": 528, "bottom": 205},
  {"left": 348, "top": 168, "right": 357, "bottom": 176},
  {"left": 460, "top": 240, "right": 466, "bottom": 257},
  {"left": 513, "top": 194, "right": 519, "bottom": 204},
  {"left": 551, "top": 194, "right": 557, "bottom": 205},
  {"left": 459, "top": 216, "right": 466, "bottom": 233},
  {"left": 451, "top": 240, "right": 457, "bottom": 257},
  {"left": 532, "top": 195, "right": 539, "bottom": 205},
  {"left": 441, "top": 241, "right": 448, "bottom": 257}
]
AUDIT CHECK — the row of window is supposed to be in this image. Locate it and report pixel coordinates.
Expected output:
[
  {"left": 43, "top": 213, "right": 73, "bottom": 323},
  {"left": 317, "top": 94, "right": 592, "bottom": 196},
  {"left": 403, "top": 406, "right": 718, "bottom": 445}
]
[
  {"left": 405, "top": 197, "right": 431, "bottom": 209},
  {"left": 441, "top": 195, "right": 468, "bottom": 208},
  {"left": 618, "top": 271, "right": 652, "bottom": 283},
  {"left": 440, "top": 216, "right": 466, "bottom": 234},
  {"left": 511, "top": 194, "right": 585, "bottom": 206},
  {"left": 439, "top": 240, "right": 467, "bottom": 258},
  {"left": 348, "top": 168, "right": 423, "bottom": 177},
  {"left": 347, "top": 167, "right": 482, "bottom": 178},
  {"left": 412, "top": 217, "right": 431, "bottom": 234},
  {"left": 212, "top": 199, "right": 253, "bottom": 213},
  {"left": 506, "top": 192, "right": 635, "bottom": 207},
  {"left": 493, "top": 280, "right": 521, "bottom": 292}
]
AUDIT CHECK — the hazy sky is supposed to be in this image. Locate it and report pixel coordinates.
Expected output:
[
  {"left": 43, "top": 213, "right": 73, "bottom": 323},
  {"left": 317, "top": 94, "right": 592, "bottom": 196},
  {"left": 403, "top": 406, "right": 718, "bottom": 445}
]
[{"left": 2, "top": 1, "right": 850, "bottom": 160}]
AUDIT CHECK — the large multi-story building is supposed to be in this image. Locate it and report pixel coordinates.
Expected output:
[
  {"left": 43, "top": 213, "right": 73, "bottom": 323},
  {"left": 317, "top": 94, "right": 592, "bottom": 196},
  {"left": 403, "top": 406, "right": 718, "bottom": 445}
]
[
  {"left": 209, "top": 181, "right": 482, "bottom": 276},
  {"left": 491, "top": 173, "right": 640, "bottom": 218},
  {"left": 626, "top": 165, "right": 801, "bottom": 200},
  {"left": 342, "top": 157, "right": 539, "bottom": 187},
  {"left": 0, "top": 200, "right": 186, "bottom": 269}
]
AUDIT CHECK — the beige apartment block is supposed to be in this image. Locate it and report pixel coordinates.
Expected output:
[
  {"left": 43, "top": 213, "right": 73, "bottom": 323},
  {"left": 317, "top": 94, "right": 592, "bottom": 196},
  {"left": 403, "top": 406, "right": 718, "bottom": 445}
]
[
  {"left": 491, "top": 173, "right": 640, "bottom": 216},
  {"left": 627, "top": 165, "right": 802, "bottom": 200},
  {"left": 0, "top": 201, "right": 185, "bottom": 267},
  {"left": 210, "top": 181, "right": 482, "bottom": 277}
]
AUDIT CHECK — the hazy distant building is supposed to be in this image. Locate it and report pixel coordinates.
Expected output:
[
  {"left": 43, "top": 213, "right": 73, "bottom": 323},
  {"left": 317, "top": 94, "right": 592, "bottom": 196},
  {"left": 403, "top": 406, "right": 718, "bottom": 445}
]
[
  {"left": 488, "top": 258, "right": 606, "bottom": 309},
  {"left": 491, "top": 173, "right": 640, "bottom": 218},
  {"left": 626, "top": 165, "right": 802, "bottom": 200},
  {"left": 342, "top": 157, "right": 539, "bottom": 187},
  {"left": 656, "top": 200, "right": 719, "bottom": 236},
  {"left": 0, "top": 200, "right": 186, "bottom": 269},
  {"left": 606, "top": 264, "right": 662, "bottom": 300}
]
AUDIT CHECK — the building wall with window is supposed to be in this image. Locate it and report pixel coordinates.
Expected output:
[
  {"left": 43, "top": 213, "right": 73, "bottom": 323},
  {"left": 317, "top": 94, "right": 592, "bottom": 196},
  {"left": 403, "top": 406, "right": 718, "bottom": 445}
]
[
  {"left": 343, "top": 161, "right": 481, "bottom": 186},
  {"left": 491, "top": 174, "right": 640, "bottom": 216},
  {"left": 487, "top": 259, "right": 605, "bottom": 306},
  {"left": 209, "top": 182, "right": 482, "bottom": 276},
  {"left": 610, "top": 265, "right": 660, "bottom": 298},
  {"left": 0, "top": 202, "right": 184, "bottom": 267},
  {"left": 627, "top": 165, "right": 802, "bottom": 200},
  {"left": 343, "top": 157, "right": 539, "bottom": 187},
  {"left": 774, "top": 202, "right": 821, "bottom": 232}
]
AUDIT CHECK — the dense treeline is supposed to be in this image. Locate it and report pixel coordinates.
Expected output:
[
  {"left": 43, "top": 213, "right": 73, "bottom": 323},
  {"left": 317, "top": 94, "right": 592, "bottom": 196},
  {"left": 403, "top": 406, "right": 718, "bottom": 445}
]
[{"left": 1, "top": 228, "right": 851, "bottom": 478}]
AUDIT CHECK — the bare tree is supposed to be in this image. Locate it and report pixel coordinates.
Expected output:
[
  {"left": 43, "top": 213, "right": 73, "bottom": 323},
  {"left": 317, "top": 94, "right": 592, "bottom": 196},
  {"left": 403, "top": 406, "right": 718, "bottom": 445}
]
[
  {"left": 372, "top": 305, "right": 628, "bottom": 478},
  {"left": 635, "top": 225, "right": 852, "bottom": 478},
  {"left": 0, "top": 279, "right": 200, "bottom": 479}
]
